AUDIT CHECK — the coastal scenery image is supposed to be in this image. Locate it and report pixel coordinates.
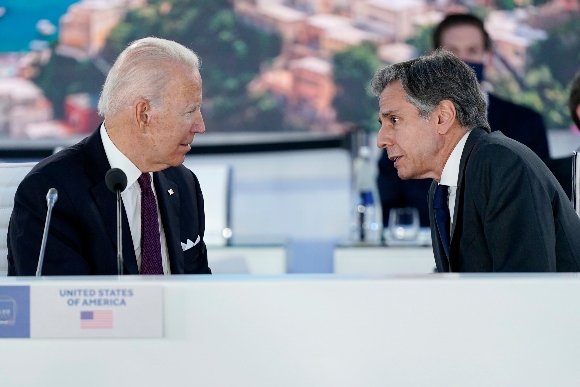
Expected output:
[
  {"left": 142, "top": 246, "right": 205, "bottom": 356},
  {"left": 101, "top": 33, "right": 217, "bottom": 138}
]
[{"left": 0, "top": 0, "right": 579, "bottom": 140}]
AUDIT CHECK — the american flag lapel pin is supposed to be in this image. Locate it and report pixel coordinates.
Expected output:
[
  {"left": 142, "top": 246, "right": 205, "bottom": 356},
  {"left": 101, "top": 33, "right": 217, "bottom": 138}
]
[{"left": 168, "top": 189, "right": 174, "bottom": 196}]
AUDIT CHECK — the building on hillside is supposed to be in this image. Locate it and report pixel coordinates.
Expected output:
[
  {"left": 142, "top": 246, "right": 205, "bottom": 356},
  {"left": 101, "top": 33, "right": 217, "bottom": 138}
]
[
  {"left": 554, "top": 0, "right": 580, "bottom": 11},
  {"left": 486, "top": 11, "right": 546, "bottom": 75},
  {"left": 234, "top": 1, "right": 307, "bottom": 43},
  {"left": 298, "top": 14, "right": 351, "bottom": 48},
  {"left": 287, "top": 0, "right": 353, "bottom": 15},
  {"left": 59, "top": 0, "right": 127, "bottom": 57},
  {"left": 249, "top": 56, "right": 336, "bottom": 131},
  {"left": 286, "top": 56, "right": 336, "bottom": 130},
  {"left": 353, "top": 0, "right": 428, "bottom": 43},
  {"left": 377, "top": 42, "right": 416, "bottom": 64},
  {"left": 0, "top": 77, "right": 53, "bottom": 137},
  {"left": 64, "top": 93, "right": 101, "bottom": 135},
  {"left": 322, "top": 25, "right": 382, "bottom": 54}
]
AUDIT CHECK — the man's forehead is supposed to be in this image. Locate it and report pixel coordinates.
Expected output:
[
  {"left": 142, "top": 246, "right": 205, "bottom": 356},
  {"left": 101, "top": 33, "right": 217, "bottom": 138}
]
[
  {"left": 440, "top": 24, "right": 485, "bottom": 47},
  {"left": 379, "top": 82, "right": 406, "bottom": 106}
]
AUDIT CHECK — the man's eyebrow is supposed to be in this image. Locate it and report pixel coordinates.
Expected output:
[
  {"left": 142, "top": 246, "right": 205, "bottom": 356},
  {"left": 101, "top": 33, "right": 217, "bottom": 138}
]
[
  {"left": 183, "top": 103, "right": 200, "bottom": 112},
  {"left": 380, "top": 109, "right": 397, "bottom": 117},
  {"left": 378, "top": 109, "right": 397, "bottom": 124}
]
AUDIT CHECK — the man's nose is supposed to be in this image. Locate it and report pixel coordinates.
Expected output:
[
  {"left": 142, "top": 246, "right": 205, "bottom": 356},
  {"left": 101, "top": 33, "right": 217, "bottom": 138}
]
[
  {"left": 376, "top": 128, "right": 393, "bottom": 149},
  {"left": 193, "top": 113, "right": 205, "bottom": 134}
]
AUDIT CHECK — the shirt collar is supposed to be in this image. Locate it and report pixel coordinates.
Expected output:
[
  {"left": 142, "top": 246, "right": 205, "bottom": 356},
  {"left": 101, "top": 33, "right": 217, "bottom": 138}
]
[
  {"left": 439, "top": 130, "right": 470, "bottom": 187},
  {"left": 100, "top": 123, "right": 142, "bottom": 191}
]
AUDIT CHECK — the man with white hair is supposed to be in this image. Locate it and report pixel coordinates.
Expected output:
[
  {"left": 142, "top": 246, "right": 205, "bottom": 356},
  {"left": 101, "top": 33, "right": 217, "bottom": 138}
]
[{"left": 7, "top": 37, "right": 211, "bottom": 276}]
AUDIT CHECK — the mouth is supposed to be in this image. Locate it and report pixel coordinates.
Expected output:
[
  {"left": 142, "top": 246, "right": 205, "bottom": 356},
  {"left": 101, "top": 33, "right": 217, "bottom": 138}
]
[{"left": 390, "top": 155, "right": 404, "bottom": 168}]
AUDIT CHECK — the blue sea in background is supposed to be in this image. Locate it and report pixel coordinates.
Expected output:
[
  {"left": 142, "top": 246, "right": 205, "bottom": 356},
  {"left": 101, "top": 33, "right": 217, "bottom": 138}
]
[{"left": 0, "top": 0, "right": 78, "bottom": 52}]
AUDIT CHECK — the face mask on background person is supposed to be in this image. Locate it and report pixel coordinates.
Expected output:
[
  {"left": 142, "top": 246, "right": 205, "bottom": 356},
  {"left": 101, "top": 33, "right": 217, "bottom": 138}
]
[{"left": 464, "top": 61, "right": 484, "bottom": 83}]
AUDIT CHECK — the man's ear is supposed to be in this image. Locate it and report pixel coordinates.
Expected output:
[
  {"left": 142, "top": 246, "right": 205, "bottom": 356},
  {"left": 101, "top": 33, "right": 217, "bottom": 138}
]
[
  {"left": 575, "top": 104, "right": 580, "bottom": 127},
  {"left": 135, "top": 99, "right": 151, "bottom": 130},
  {"left": 436, "top": 100, "right": 456, "bottom": 134}
]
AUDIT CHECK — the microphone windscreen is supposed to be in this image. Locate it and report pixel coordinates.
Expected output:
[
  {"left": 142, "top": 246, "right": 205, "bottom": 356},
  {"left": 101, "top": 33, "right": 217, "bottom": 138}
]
[
  {"left": 105, "top": 168, "right": 128, "bottom": 193},
  {"left": 46, "top": 188, "right": 58, "bottom": 205}
]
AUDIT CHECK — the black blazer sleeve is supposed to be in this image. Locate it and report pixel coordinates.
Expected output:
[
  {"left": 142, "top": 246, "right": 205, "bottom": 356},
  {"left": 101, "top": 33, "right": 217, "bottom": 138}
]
[{"left": 8, "top": 171, "right": 93, "bottom": 275}]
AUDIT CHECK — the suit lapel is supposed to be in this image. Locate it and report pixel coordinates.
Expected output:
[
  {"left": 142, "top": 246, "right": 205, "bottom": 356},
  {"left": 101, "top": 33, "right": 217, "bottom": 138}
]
[
  {"left": 91, "top": 183, "right": 138, "bottom": 274},
  {"left": 154, "top": 171, "right": 183, "bottom": 274},
  {"left": 85, "top": 127, "right": 138, "bottom": 274},
  {"left": 450, "top": 128, "right": 487, "bottom": 242}
]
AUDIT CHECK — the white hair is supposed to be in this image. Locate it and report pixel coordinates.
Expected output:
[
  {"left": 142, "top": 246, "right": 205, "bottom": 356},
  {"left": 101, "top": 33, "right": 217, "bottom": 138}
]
[{"left": 98, "top": 37, "right": 200, "bottom": 117}]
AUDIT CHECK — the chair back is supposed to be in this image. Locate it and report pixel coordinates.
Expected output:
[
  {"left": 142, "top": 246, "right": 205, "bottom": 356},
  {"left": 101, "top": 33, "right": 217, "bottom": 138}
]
[
  {"left": 181, "top": 161, "right": 232, "bottom": 247},
  {"left": 0, "top": 162, "right": 36, "bottom": 275}
]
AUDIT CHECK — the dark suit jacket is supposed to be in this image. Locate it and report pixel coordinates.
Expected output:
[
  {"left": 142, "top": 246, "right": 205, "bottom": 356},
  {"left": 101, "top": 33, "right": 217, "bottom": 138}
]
[
  {"left": 428, "top": 128, "right": 580, "bottom": 272},
  {"left": 487, "top": 94, "right": 549, "bottom": 159},
  {"left": 377, "top": 93, "right": 551, "bottom": 227},
  {"left": 7, "top": 128, "right": 211, "bottom": 276}
]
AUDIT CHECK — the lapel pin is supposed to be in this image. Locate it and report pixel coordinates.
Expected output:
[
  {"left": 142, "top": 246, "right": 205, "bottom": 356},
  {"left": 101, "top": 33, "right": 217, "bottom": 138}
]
[{"left": 168, "top": 189, "right": 174, "bottom": 196}]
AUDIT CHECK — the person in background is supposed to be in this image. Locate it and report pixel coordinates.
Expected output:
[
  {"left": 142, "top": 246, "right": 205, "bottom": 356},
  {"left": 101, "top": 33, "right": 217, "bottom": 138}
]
[
  {"left": 8, "top": 37, "right": 211, "bottom": 276},
  {"left": 569, "top": 71, "right": 580, "bottom": 134},
  {"left": 377, "top": 13, "right": 550, "bottom": 230},
  {"left": 372, "top": 49, "right": 580, "bottom": 272}
]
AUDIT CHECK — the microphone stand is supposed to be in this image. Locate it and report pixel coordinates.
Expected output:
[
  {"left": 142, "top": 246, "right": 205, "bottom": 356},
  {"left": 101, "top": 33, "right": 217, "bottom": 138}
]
[
  {"left": 105, "top": 168, "right": 127, "bottom": 276},
  {"left": 36, "top": 188, "right": 58, "bottom": 276},
  {"left": 573, "top": 151, "right": 580, "bottom": 217},
  {"left": 116, "top": 188, "right": 123, "bottom": 276}
]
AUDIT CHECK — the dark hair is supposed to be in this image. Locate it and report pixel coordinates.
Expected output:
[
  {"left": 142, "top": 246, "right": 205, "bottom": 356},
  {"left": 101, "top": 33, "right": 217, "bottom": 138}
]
[
  {"left": 569, "top": 72, "right": 580, "bottom": 129},
  {"left": 370, "top": 49, "right": 490, "bottom": 132},
  {"left": 433, "top": 13, "right": 491, "bottom": 51}
]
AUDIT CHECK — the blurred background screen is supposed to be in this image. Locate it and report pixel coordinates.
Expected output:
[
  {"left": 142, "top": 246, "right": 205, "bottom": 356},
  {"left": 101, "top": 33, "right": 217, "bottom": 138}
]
[{"left": 0, "top": 0, "right": 579, "bottom": 144}]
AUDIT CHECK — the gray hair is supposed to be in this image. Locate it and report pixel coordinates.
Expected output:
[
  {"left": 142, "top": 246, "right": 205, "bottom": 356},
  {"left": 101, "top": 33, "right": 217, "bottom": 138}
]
[
  {"left": 98, "top": 37, "right": 200, "bottom": 117},
  {"left": 370, "top": 49, "right": 490, "bottom": 132}
]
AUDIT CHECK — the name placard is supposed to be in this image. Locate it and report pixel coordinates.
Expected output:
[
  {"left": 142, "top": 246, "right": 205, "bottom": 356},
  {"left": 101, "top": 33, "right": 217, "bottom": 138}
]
[{"left": 0, "top": 284, "right": 163, "bottom": 338}]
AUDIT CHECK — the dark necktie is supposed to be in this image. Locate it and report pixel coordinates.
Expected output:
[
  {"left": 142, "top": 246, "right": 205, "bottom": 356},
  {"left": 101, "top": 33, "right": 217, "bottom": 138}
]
[
  {"left": 138, "top": 173, "right": 163, "bottom": 275},
  {"left": 433, "top": 184, "right": 451, "bottom": 260}
]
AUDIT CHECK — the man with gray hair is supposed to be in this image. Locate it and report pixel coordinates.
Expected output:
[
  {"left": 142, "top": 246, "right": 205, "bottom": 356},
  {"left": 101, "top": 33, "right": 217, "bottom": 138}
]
[
  {"left": 569, "top": 71, "right": 580, "bottom": 133},
  {"left": 8, "top": 37, "right": 211, "bottom": 275},
  {"left": 372, "top": 49, "right": 580, "bottom": 272}
]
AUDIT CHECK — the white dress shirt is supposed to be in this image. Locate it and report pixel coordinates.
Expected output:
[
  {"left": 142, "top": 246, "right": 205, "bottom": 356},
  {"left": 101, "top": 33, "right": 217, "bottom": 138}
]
[
  {"left": 438, "top": 130, "right": 470, "bottom": 230},
  {"left": 100, "top": 124, "right": 171, "bottom": 274}
]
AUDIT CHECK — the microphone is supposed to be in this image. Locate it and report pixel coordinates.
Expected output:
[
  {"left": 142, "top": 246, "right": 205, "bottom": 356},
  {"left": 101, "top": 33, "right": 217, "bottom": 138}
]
[
  {"left": 105, "top": 168, "right": 127, "bottom": 275},
  {"left": 105, "top": 168, "right": 127, "bottom": 192},
  {"left": 36, "top": 188, "right": 58, "bottom": 276}
]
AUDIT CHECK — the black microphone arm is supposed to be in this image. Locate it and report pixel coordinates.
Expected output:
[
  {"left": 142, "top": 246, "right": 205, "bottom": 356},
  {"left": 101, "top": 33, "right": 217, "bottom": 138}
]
[
  {"left": 105, "top": 168, "right": 127, "bottom": 275},
  {"left": 36, "top": 188, "right": 58, "bottom": 276},
  {"left": 105, "top": 168, "right": 128, "bottom": 275}
]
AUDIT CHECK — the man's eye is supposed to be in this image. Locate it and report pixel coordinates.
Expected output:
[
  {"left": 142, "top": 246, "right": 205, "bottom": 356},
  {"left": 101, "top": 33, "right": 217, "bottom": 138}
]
[{"left": 391, "top": 117, "right": 399, "bottom": 124}]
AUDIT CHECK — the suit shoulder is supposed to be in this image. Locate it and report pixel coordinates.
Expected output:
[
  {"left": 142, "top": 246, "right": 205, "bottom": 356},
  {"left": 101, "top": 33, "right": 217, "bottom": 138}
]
[
  {"left": 475, "top": 131, "right": 532, "bottom": 153},
  {"left": 469, "top": 132, "right": 544, "bottom": 172},
  {"left": 30, "top": 138, "right": 88, "bottom": 178}
]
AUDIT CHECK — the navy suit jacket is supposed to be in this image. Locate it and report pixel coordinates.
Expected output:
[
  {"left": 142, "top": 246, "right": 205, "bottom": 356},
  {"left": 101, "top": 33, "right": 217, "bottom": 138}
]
[
  {"left": 487, "top": 94, "right": 549, "bottom": 159},
  {"left": 7, "top": 128, "right": 211, "bottom": 276},
  {"left": 428, "top": 128, "right": 580, "bottom": 272},
  {"left": 377, "top": 93, "right": 551, "bottom": 227}
]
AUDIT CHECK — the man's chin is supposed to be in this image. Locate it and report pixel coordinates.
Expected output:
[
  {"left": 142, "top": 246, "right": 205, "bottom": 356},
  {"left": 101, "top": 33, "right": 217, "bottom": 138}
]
[
  {"left": 396, "top": 169, "right": 411, "bottom": 180},
  {"left": 173, "top": 156, "right": 186, "bottom": 167}
]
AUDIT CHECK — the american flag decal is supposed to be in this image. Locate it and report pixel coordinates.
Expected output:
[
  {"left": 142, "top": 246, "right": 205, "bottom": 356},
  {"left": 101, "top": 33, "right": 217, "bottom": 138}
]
[{"left": 80, "top": 310, "right": 113, "bottom": 329}]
